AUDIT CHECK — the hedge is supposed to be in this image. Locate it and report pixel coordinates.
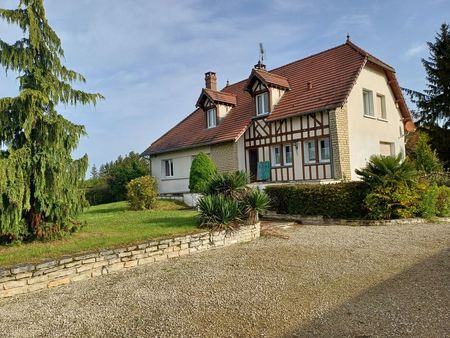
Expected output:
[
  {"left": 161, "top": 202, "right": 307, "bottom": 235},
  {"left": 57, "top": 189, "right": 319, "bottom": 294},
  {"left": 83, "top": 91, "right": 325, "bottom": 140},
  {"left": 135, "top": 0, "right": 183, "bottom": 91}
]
[{"left": 265, "top": 182, "right": 368, "bottom": 219}]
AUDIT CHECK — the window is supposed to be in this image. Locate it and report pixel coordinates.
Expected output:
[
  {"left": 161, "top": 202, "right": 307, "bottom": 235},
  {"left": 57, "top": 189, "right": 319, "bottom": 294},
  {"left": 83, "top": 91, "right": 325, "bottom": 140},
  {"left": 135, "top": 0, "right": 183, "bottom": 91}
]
[
  {"left": 271, "top": 145, "right": 281, "bottom": 166},
  {"left": 163, "top": 159, "right": 174, "bottom": 177},
  {"left": 319, "top": 138, "right": 330, "bottom": 162},
  {"left": 256, "top": 92, "right": 269, "bottom": 116},
  {"left": 363, "top": 89, "right": 374, "bottom": 117},
  {"left": 207, "top": 108, "right": 216, "bottom": 128},
  {"left": 380, "top": 142, "right": 395, "bottom": 156},
  {"left": 304, "top": 140, "right": 316, "bottom": 164},
  {"left": 376, "top": 94, "right": 387, "bottom": 119},
  {"left": 284, "top": 144, "right": 292, "bottom": 165}
]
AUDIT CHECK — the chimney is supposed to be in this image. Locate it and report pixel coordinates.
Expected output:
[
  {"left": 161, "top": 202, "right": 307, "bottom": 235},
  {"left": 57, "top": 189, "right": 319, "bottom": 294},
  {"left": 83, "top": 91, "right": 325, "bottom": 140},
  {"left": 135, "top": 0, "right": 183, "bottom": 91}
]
[
  {"left": 307, "top": 81, "right": 313, "bottom": 90},
  {"left": 205, "top": 71, "right": 217, "bottom": 91},
  {"left": 254, "top": 60, "right": 266, "bottom": 70}
]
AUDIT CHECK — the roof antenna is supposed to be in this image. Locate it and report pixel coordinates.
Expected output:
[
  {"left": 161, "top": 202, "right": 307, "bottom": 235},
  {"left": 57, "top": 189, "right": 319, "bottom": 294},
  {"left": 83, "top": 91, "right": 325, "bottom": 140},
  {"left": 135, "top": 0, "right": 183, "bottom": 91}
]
[
  {"left": 346, "top": 33, "right": 350, "bottom": 42},
  {"left": 259, "top": 42, "right": 265, "bottom": 64}
]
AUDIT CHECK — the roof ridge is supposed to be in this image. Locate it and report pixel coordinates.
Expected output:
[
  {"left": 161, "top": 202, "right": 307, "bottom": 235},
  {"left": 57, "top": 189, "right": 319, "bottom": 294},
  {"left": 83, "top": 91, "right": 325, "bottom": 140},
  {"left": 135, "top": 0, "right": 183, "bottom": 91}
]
[{"left": 346, "top": 40, "right": 395, "bottom": 72}]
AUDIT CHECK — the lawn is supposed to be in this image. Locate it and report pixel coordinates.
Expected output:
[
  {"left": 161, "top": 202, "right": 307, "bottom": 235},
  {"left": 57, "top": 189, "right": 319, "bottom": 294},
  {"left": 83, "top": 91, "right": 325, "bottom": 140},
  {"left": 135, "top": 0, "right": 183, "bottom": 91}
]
[{"left": 0, "top": 200, "right": 200, "bottom": 268}]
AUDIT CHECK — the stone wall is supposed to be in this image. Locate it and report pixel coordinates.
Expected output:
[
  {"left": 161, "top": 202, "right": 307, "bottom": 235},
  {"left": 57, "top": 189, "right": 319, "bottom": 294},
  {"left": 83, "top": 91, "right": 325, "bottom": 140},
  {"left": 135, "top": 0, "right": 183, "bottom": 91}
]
[
  {"left": 210, "top": 141, "right": 238, "bottom": 172},
  {"left": 0, "top": 223, "right": 260, "bottom": 299},
  {"left": 329, "top": 105, "right": 351, "bottom": 180}
]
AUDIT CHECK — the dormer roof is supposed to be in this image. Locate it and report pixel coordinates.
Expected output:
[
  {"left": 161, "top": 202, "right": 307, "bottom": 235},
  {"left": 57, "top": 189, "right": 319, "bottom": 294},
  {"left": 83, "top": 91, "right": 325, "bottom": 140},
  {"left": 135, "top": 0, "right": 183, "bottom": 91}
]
[
  {"left": 196, "top": 88, "right": 237, "bottom": 108},
  {"left": 245, "top": 68, "right": 290, "bottom": 92}
]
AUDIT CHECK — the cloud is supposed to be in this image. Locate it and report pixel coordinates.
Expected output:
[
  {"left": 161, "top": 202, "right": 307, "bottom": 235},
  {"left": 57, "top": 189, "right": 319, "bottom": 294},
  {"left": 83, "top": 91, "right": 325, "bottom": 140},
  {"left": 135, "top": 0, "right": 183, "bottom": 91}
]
[{"left": 402, "top": 44, "right": 427, "bottom": 60}]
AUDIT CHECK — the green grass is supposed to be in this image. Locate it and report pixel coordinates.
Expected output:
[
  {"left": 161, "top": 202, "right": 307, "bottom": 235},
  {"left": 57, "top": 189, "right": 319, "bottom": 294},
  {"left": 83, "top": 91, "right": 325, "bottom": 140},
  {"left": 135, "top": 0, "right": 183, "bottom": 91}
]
[{"left": 0, "top": 200, "right": 200, "bottom": 268}]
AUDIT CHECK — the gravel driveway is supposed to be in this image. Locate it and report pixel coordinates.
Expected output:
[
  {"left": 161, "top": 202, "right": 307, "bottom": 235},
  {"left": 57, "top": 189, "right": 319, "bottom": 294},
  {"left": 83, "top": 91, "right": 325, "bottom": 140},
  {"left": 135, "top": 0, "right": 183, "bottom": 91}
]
[{"left": 0, "top": 222, "right": 449, "bottom": 337}]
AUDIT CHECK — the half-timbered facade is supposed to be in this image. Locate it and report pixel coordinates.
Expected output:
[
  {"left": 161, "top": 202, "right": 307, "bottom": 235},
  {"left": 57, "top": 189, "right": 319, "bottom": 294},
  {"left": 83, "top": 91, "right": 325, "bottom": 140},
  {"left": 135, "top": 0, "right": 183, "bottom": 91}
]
[{"left": 143, "top": 39, "right": 414, "bottom": 194}]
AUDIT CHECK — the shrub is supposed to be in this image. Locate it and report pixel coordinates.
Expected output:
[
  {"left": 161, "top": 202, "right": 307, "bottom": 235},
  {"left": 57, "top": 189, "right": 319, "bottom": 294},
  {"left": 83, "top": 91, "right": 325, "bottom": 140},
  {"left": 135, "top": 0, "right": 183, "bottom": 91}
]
[
  {"left": 355, "top": 154, "right": 417, "bottom": 189},
  {"left": 413, "top": 133, "right": 443, "bottom": 175},
  {"left": 84, "top": 179, "right": 115, "bottom": 206},
  {"left": 198, "top": 195, "right": 243, "bottom": 230},
  {"left": 364, "top": 185, "right": 419, "bottom": 220},
  {"left": 356, "top": 155, "right": 419, "bottom": 219},
  {"left": 416, "top": 184, "right": 439, "bottom": 218},
  {"left": 126, "top": 176, "right": 158, "bottom": 211},
  {"left": 244, "top": 188, "right": 270, "bottom": 224},
  {"left": 436, "top": 186, "right": 450, "bottom": 216},
  {"left": 265, "top": 182, "right": 367, "bottom": 219},
  {"left": 107, "top": 152, "right": 151, "bottom": 201},
  {"left": 204, "top": 171, "right": 249, "bottom": 198},
  {"left": 189, "top": 152, "right": 217, "bottom": 193}
]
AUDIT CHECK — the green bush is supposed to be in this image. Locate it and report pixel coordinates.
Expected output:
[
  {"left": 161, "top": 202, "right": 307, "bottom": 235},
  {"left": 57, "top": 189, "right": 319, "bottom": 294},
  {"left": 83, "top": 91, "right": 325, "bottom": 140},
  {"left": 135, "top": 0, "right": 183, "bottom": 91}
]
[
  {"left": 436, "top": 186, "right": 450, "bottom": 216},
  {"left": 413, "top": 133, "right": 443, "bottom": 175},
  {"left": 265, "top": 182, "right": 367, "bottom": 219},
  {"left": 356, "top": 155, "right": 419, "bottom": 220},
  {"left": 107, "top": 152, "right": 151, "bottom": 201},
  {"left": 198, "top": 195, "right": 243, "bottom": 230},
  {"left": 417, "top": 184, "right": 439, "bottom": 218},
  {"left": 126, "top": 176, "right": 158, "bottom": 211},
  {"left": 364, "top": 185, "right": 419, "bottom": 220},
  {"left": 189, "top": 152, "right": 217, "bottom": 193},
  {"left": 84, "top": 179, "right": 115, "bottom": 206}
]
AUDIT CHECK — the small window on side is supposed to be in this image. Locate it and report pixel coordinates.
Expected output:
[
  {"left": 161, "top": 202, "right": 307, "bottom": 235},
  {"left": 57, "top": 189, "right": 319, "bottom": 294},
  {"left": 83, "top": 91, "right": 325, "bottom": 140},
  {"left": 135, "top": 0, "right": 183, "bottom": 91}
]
[
  {"left": 376, "top": 94, "right": 387, "bottom": 119},
  {"left": 319, "top": 138, "right": 331, "bottom": 162},
  {"left": 163, "top": 159, "right": 174, "bottom": 177},
  {"left": 256, "top": 92, "right": 269, "bottom": 116},
  {"left": 284, "top": 144, "right": 292, "bottom": 165},
  {"left": 207, "top": 108, "right": 216, "bottom": 128},
  {"left": 271, "top": 145, "right": 281, "bottom": 166},
  {"left": 363, "top": 89, "right": 374, "bottom": 117},
  {"left": 304, "top": 140, "right": 316, "bottom": 164}
]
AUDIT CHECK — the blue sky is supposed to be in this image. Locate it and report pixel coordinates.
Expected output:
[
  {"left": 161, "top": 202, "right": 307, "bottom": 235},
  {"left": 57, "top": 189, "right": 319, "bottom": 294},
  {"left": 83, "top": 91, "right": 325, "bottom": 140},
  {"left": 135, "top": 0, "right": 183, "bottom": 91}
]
[{"left": 1, "top": 0, "right": 449, "bottom": 173}]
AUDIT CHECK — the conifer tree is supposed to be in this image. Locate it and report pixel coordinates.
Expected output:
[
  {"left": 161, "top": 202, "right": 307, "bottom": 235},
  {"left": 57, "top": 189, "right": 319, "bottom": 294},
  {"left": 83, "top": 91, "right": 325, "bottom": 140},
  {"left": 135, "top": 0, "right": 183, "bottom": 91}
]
[
  {"left": 404, "top": 23, "right": 450, "bottom": 128},
  {"left": 0, "top": 0, "right": 103, "bottom": 240}
]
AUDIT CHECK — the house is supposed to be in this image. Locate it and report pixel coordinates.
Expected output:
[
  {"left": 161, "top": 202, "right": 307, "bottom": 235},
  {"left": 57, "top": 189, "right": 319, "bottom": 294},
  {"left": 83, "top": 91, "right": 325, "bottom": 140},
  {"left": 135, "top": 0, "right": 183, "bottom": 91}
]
[{"left": 142, "top": 39, "right": 415, "bottom": 194}]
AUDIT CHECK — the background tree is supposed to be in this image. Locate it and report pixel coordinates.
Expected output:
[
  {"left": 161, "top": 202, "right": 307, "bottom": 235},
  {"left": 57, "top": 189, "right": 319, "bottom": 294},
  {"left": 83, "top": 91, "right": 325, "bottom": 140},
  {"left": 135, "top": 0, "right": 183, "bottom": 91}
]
[
  {"left": 84, "top": 152, "right": 150, "bottom": 205},
  {"left": 403, "top": 23, "right": 450, "bottom": 168},
  {"left": 0, "top": 0, "right": 103, "bottom": 240}
]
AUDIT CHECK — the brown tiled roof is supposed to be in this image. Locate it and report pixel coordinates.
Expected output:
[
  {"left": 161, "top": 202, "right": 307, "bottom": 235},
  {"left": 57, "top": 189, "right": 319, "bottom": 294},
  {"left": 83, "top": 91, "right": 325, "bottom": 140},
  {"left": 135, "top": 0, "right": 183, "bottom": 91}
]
[
  {"left": 246, "top": 68, "right": 290, "bottom": 90},
  {"left": 143, "top": 41, "right": 413, "bottom": 156},
  {"left": 196, "top": 88, "right": 237, "bottom": 108}
]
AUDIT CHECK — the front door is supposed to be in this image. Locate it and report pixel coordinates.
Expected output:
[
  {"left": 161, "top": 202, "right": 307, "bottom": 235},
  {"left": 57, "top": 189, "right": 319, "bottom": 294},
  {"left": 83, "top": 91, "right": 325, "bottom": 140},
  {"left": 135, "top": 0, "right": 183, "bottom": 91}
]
[{"left": 248, "top": 149, "right": 258, "bottom": 182}]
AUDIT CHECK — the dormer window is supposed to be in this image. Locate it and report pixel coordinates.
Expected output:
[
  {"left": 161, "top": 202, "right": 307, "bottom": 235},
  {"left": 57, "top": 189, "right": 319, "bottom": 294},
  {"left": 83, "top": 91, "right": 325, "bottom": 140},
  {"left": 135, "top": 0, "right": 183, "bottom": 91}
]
[
  {"left": 207, "top": 108, "right": 217, "bottom": 128},
  {"left": 256, "top": 92, "right": 269, "bottom": 116}
]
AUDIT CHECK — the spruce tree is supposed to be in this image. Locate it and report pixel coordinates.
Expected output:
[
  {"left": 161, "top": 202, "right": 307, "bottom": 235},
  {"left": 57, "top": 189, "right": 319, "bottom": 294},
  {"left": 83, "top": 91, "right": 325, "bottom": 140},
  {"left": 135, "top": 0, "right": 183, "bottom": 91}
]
[
  {"left": 0, "top": 0, "right": 103, "bottom": 241},
  {"left": 405, "top": 23, "right": 450, "bottom": 128}
]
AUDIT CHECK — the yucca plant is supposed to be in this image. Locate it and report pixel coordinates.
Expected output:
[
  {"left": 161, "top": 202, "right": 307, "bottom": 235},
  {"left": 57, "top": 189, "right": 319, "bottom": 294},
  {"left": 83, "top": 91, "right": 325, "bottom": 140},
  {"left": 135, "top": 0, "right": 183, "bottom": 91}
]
[
  {"left": 205, "top": 171, "right": 249, "bottom": 198},
  {"left": 198, "top": 195, "right": 243, "bottom": 230},
  {"left": 244, "top": 188, "right": 270, "bottom": 224}
]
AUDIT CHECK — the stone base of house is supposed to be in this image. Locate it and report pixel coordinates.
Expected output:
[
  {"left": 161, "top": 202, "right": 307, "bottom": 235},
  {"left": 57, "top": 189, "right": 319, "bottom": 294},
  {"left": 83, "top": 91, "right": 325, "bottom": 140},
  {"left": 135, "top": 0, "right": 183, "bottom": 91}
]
[{"left": 0, "top": 223, "right": 260, "bottom": 299}]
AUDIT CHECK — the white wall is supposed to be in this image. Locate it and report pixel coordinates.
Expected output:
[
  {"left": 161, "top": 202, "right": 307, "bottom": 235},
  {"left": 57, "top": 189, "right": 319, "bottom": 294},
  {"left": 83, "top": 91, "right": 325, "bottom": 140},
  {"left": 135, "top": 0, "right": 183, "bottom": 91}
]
[
  {"left": 347, "top": 64, "right": 406, "bottom": 179},
  {"left": 151, "top": 146, "right": 210, "bottom": 194}
]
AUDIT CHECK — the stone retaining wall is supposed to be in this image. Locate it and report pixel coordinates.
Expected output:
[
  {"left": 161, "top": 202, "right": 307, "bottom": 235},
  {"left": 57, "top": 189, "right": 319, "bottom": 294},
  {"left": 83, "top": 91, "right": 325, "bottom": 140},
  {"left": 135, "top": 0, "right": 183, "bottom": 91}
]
[{"left": 0, "top": 223, "right": 260, "bottom": 299}]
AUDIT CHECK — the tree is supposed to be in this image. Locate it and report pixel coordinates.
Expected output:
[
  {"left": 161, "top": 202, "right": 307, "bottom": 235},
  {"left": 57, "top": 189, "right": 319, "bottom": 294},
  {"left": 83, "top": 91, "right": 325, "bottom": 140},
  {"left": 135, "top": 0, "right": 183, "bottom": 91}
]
[
  {"left": 188, "top": 152, "right": 217, "bottom": 193},
  {"left": 105, "top": 152, "right": 150, "bottom": 201},
  {"left": 90, "top": 164, "right": 99, "bottom": 179},
  {"left": 404, "top": 23, "right": 450, "bottom": 128},
  {"left": 0, "top": 1, "right": 103, "bottom": 240}
]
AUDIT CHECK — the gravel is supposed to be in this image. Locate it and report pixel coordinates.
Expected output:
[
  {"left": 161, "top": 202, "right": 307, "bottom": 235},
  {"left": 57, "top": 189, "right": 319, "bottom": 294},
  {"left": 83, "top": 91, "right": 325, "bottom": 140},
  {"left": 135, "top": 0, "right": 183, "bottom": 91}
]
[{"left": 0, "top": 221, "right": 448, "bottom": 337}]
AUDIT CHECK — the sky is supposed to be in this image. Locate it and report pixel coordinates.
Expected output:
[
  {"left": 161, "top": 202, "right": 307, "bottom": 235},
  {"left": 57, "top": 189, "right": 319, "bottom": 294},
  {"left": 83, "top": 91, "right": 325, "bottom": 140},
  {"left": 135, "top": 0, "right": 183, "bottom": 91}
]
[{"left": 0, "top": 0, "right": 449, "bottom": 174}]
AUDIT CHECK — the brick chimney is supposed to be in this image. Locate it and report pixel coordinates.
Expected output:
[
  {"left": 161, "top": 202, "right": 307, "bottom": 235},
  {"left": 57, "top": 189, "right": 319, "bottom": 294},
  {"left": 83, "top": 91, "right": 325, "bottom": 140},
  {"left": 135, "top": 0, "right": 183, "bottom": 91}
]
[{"left": 205, "top": 71, "right": 217, "bottom": 91}]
